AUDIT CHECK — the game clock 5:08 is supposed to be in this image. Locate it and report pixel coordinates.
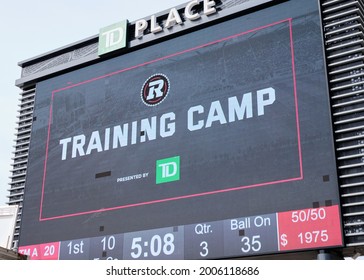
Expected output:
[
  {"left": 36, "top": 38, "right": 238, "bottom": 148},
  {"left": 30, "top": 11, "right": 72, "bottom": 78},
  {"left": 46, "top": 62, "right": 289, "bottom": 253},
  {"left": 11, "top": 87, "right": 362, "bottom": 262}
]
[
  {"left": 130, "top": 233, "right": 175, "bottom": 259},
  {"left": 123, "top": 226, "right": 184, "bottom": 260}
]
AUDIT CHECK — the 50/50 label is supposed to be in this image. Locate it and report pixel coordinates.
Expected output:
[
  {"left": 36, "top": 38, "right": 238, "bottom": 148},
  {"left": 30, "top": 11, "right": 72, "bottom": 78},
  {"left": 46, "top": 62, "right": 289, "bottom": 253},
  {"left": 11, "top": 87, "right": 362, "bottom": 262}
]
[{"left": 291, "top": 208, "right": 326, "bottom": 223}]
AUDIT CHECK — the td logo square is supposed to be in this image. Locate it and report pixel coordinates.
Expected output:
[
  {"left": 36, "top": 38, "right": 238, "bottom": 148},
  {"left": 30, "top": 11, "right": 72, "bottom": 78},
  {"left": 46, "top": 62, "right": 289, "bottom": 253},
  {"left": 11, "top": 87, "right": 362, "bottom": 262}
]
[
  {"left": 156, "top": 156, "right": 180, "bottom": 184},
  {"left": 98, "top": 20, "right": 128, "bottom": 56}
]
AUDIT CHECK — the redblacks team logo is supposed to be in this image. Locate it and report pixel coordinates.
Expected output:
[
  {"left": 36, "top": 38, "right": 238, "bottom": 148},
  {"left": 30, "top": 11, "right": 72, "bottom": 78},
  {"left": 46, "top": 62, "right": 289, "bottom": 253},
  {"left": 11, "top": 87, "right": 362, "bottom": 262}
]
[{"left": 141, "top": 74, "right": 170, "bottom": 106}]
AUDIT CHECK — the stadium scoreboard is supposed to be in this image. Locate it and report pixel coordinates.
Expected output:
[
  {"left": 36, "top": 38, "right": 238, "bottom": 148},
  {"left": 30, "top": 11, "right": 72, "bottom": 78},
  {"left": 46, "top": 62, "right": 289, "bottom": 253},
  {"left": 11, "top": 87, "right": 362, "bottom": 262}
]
[{"left": 18, "top": 0, "right": 345, "bottom": 259}]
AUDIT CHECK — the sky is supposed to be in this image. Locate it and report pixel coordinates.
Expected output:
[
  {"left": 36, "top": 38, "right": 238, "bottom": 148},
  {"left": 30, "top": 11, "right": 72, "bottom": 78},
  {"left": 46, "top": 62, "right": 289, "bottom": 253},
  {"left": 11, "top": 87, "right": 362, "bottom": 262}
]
[{"left": 0, "top": 0, "right": 187, "bottom": 206}]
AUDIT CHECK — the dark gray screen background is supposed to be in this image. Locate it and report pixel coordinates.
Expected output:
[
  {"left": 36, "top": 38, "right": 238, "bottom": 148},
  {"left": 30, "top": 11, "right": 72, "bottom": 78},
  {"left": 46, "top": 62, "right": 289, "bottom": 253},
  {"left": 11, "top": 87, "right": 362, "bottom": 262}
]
[
  {"left": 20, "top": 0, "right": 341, "bottom": 248},
  {"left": 42, "top": 18, "right": 299, "bottom": 218}
]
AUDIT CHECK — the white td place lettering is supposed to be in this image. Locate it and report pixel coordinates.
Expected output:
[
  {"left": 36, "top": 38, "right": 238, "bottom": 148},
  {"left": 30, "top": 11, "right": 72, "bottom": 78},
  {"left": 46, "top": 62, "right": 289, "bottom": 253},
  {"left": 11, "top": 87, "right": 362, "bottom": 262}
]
[{"left": 102, "top": 27, "right": 124, "bottom": 48}]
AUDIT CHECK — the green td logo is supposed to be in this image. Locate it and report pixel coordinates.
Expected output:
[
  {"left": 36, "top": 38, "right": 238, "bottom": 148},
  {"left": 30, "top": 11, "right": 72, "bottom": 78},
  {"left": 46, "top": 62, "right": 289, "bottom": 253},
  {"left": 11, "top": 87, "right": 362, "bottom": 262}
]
[
  {"left": 156, "top": 156, "right": 180, "bottom": 184},
  {"left": 98, "top": 20, "right": 128, "bottom": 56}
]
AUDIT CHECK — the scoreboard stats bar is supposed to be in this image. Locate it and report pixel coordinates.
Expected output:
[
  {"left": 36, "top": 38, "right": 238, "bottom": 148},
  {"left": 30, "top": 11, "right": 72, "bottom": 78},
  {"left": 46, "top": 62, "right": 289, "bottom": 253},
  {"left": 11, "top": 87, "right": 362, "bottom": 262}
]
[{"left": 19, "top": 205, "right": 342, "bottom": 260}]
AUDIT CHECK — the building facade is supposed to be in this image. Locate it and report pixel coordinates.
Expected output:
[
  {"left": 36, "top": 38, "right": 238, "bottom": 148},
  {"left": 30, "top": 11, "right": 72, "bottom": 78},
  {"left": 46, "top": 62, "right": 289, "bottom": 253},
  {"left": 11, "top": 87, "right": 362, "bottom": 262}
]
[{"left": 7, "top": 0, "right": 364, "bottom": 259}]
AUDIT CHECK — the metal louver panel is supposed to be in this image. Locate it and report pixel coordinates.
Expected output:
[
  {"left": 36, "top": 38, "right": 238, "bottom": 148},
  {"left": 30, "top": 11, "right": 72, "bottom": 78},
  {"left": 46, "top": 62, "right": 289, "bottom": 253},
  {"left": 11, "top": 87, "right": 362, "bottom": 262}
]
[
  {"left": 6, "top": 88, "right": 35, "bottom": 249},
  {"left": 322, "top": 0, "right": 364, "bottom": 248}
]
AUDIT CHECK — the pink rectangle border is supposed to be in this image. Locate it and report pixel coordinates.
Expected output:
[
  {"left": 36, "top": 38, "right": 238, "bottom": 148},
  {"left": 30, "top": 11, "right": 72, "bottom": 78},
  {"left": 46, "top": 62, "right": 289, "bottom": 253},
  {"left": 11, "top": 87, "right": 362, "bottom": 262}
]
[{"left": 39, "top": 18, "right": 303, "bottom": 221}]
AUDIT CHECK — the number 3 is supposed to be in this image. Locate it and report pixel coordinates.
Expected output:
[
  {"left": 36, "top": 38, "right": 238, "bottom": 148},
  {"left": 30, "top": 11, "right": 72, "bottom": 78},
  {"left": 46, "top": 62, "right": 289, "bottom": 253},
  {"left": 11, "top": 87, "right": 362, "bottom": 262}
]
[{"left": 200, "top": 241, "right": 209, "bottom": 257}]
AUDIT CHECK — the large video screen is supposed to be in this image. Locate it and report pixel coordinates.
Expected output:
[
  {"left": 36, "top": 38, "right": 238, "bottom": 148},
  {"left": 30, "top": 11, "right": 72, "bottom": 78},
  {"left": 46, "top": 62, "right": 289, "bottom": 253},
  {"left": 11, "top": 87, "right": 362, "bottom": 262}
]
[{"left": 19, "top": 0, "right": 344, "bottom": 259}]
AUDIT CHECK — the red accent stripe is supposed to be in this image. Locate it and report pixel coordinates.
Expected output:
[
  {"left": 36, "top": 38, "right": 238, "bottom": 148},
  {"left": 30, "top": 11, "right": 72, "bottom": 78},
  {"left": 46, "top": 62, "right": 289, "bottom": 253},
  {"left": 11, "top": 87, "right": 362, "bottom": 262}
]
[
  {"left": 39, "top": 18, "right": 302, "bottom": 221},
  {"left": 289, "top": 18, "right": 303, "bottom": 180}
]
